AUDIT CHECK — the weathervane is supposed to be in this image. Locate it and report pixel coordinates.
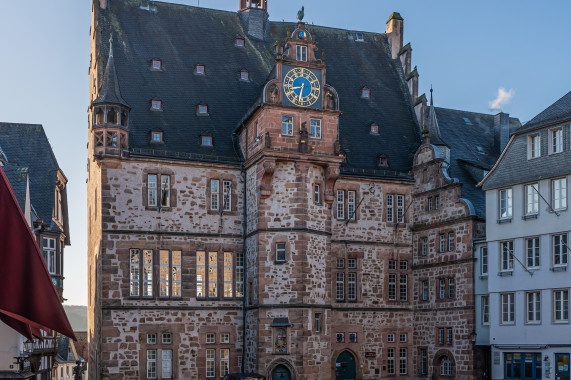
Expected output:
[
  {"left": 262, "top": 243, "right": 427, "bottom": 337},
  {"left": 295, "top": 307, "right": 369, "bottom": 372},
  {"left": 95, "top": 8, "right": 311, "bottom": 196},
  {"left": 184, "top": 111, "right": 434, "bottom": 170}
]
[{"left": 297, "top": 6, "right": 304, "bottom": 22}]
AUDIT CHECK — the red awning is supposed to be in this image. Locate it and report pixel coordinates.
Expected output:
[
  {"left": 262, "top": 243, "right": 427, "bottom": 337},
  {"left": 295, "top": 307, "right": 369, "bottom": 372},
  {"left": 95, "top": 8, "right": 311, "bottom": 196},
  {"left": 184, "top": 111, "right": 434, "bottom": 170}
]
[{"left": 0, "top": 167, "right": 76, "bottom": 341}]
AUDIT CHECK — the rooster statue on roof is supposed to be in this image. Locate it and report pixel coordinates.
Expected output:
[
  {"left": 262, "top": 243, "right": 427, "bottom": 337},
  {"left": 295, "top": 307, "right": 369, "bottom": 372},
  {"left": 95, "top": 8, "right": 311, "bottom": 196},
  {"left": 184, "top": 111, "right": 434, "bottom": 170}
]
[{"left": 297, "top": 6, "right": 304, "bottom": 22}]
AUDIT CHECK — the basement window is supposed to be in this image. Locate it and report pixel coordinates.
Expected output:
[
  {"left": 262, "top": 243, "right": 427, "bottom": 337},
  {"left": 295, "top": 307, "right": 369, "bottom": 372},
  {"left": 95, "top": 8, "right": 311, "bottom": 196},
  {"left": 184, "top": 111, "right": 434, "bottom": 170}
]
[
  {"left": 236, "top": 38, "right": 245, "bottom": 47},
  {"left": 355, "top": 32, "right": 364, "bottom": 42}
]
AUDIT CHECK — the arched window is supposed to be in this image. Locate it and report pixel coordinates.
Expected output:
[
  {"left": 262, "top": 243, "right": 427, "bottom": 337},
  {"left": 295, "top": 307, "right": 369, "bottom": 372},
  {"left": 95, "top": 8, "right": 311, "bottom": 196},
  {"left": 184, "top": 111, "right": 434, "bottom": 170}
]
[
  {"left": 95, "top": 108, "right": 104, "bottom": 124},
  {"left": 440, "top": 356, "right": 452, "bottom": 376}
]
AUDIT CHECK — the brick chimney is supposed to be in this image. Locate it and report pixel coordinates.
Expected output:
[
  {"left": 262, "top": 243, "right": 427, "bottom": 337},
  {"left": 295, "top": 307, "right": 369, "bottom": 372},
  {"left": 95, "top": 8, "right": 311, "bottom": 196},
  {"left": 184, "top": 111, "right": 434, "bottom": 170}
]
[
  {"left": 494, "top": 112, "right": 510, "bottom": 153},
  {"left": 385, "top": 12, "right": 403, "bottom": 59},
  {"left": 238, "top": 0, "right": 269, "bottom": 40}
]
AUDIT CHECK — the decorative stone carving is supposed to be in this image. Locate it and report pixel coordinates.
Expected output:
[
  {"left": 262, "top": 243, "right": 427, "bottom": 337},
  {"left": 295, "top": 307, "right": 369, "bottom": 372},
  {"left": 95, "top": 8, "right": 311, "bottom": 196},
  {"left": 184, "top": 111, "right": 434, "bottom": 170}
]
[
  {"left": 326, "top": 89, "right": 337, "bottom": 110},
  {"left": 324, "top": 165, "right": 340, "bottom": 204},
  {"left": 299, "top": 122, "right": 309, "bottom": 153},
  {"left": 268, "top": 84, "right": 279, "bottom": 104},
  {"left": 259, "top": 159, "right": 276, "bottom": 199}
]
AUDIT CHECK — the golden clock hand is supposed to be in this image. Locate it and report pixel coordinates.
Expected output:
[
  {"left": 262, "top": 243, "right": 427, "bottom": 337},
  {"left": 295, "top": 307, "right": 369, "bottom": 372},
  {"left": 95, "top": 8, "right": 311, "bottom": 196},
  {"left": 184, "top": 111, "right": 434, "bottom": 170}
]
[
  {"left": 291, "top": 86, "right": 303, "bottom": 90},
  {"left": 298, "top": 83, "right": 304, "bottom": 102}
]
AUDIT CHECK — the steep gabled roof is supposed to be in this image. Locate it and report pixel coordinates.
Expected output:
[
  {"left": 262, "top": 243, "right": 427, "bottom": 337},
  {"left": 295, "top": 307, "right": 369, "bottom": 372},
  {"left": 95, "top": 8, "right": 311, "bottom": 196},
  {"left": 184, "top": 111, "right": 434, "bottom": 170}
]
[
  {"left": 0, "top": 123, "right": 62, "bottom": 233},
  {"left": 93, "top": 36, "right": 129, "bottom": 108},
  {"left": 519, "top": 90, "right": 571, "bottom": 132},
  {"left": 434, "top": 107, "right": 521, "bottom": 218},
  {"left": 96, "top": 1, "right": 420, "bottom": 175}
]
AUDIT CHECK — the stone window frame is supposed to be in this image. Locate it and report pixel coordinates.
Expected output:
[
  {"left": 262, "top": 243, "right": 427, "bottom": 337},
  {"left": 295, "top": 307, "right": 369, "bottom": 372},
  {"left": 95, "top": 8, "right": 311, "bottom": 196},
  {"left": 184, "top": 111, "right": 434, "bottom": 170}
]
[
  {"left": 420, "top": 237, "right": 428, "bottom": 256},
  {"left": 129, "top": 248, "right": 155, "bottom": 299},
  {"left": 314, "top": 312, "right": 322, "bottom": 333},
  {"left": 273, "top": 326, "right": 290, "bottom": 354},
  {"left": 439, "top": 234, "right": 446, "bottom": 253},
  {"left": 151, "top": 131, "right": 164, "bottom": 144},
  {"left": 387, "top": 347, "right": 396, "bottom": 375},
  {"left": 158, "top": 250, "right": 182, "bottom": 299},
  {"left": 399, "top": 347, "right": 408, "bottom": 375},
  {"left": 313, "top": 182, "right": 323, "bottom": 205},
  {"left": 436, "top": 327, "right": 453, "bottom": 346},
  {"left": 386, "top": 193, "right": 406, "bottom": 224},
  {"left": 335, "top": 186, "right": 360, "bottom": 222},
  {"left": 206, "top": 176, "right": 239, "bottom": 216},
  {"left": 335, "top": 253, "right": 361, "bottom": 303},
  {"left": 420, "top": 279, "right": 429, "bottom": 302},
  {"left": 436, "top": 276, "right": 455, "bottom": 302},
  {"left": 199, "top": 326, "right": 235, "bottom": 378},
  {"left": 139, "top": 326, "right": 180, "bottom": 380},
  {"left": 447, "top": 231, "right": 455, "bottom": 252},
  {"left": 142, "top": 168, "right": 176, "bottom": 211},
  {"left": 387, "top": 258, "right": 409, "bottom": 303},
  {"left": 281, "top": 115, "right": 294, "bottom": 136},
  {"left": 309, "top": 118, "right": 322, "bottom": 139},
  {"left": 195, "top": 250, "right": 244, "bottom": 300},
  {"left": 275, "top": 242, "right": 287, "bottom": 264},
  {"left": 419, "top": 347, "right": 428, "bottom": 375}
]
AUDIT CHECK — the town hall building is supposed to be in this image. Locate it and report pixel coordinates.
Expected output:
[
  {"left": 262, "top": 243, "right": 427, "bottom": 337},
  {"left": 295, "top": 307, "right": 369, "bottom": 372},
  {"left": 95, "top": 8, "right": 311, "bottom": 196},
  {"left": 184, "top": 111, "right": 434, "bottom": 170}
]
[{"left": 87, "top": 1, "right": 519, "bottom": 379}]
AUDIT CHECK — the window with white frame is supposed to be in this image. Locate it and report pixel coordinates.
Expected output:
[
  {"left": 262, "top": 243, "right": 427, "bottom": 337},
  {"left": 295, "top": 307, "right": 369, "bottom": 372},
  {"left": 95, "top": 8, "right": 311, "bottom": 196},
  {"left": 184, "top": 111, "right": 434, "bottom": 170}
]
[
  {"left": 528, "top": 134, "right": 541, "bottom": 159},
  {"left": 396, "top": 195, "right": 405, "bottom": 223},
  {"left": 162, "top": 350, "right": 172, "bottom": 379},
  {"left": 440, "top": 356, "right": 452, "bottom": 376},
  {"left": 42, "top": 238, "right": 57, "bottom": 274},
  {"left": 336, "top": 272, "right": 345, "bottom": 301},
  {"left": 147, "top": 333, "right": 157, "bottom": 344},
  {"left": 336, "top": 190, "right": 357, "bottom": 220},
  {"left": 420, "top": 348, "right": 428, "bottom": 375},
  {"left": 399, "top": 274, "right": 408, "bottom": 301},
  {"left": 501, "top": 241, "right": 514, "bottom": 272},
  {"left": 448, "top": 232, "right": 455, "bottom": 252},
  {"left": 314, "top": 313, "right": 322, "bottom": 332},
  {"left": 162, "top": 333, "right": 172, "bottom": 345},
  {"left": 223, "top": 252, "right": 233, "bottom": 298},
  {"left": 387, "top": 333, "right": 395, "bottom": 342},
  {"left": 296, "top": 45, "right": 307, "bottom": 61},
  {"left": 438, "top": 328, "right": 445, "bottom": 345},
  {"left": 526, "top": 291, "right": 541, "bottom": 323},
  {"left": 439, "top": 234, "right": 446, "bottom": 253},
  {"left": 220, "top": 349, "right": 230, "bottom": 377},
  {"left": 448, "top": 278, "right": 455, "bottom": 299},
  {"left": 276, "top": 243, "right": 286, "bottom": 263},
  {"left": 421, "top": 237, "right": 427, "bottom": 256},
  {"left": 501, "top": 293, "right": 515, "bottom": 324},
  {"left": 336, "top": 258, "right": 358, "bottom": 302},
  {"left": 499, "top": 188, "right": 513, "bottom": 219},
  {"left": 349, "top": 332, "right": 358, "bottom": 342},
  {"left": 210, "top": 179, "right": 232, "bottom": 212},
  {"left": 313, "top": 184, "right": 320, "bottom": 204},
  {"left": 206, "top": 349, "right": 215, "bottom": 377},
  {"left": 220, "top": 333, "right": 230, "bottom": 344},
  {"left": 387, "top": 195, "right": 394, "bottom": 222},
  {"left": 147, "top": 174, "right": 170, "bottom": 208},
  {"left": 435, "top": 195, "right": 440, "bottom": 209},
  {"left": 281, "top": 116, "right": 293, "bottom": 136},
  {"left": 196, "top": 251, "right": 219, "bottom": 298},
  {"left": 387, "top": 348, "right": 395, "bottom": 375},
  {"left": 554, "top": 289, "right": 569, "bottom": 322},
  {"left": 310, "top": 119, "right": 322, "bottom": 139},
  {"left": 446, "top": 328, "right": 453, "bottom": 345},
  {"left": 481, "top": 247, "right": 488, "bottom": 275},
  {"left": 482, "top": 296, "right": 489, "bottom": 325},
  {"left": 525, "top": 183, "right": 539, "bottom": 215},
  {"left": 549, "top": 127, "right": 563, "bottom": 154},
  {"left": 526, "top": 238, "right": 540, "bottom": 268},
  {"left": 388, "top": 274, "right": 396, "bottom": 301},
  {"left": 236, "top": 252, "right": 244, "bottom": 297},
  {"left": 399, "top": 333, "right": 407, "bottom": 343},
  {"left": 439, "top": 279, "right": 446, "bottom": 299},
  {"left": 553, "top": 234, "right": 568, "bottom": 268},
  {"left": 552, "top": 178, "right": 567, "bottom": 211},
  {"left": 130, "top": 249, "right": 153, "bottom": 297},
  {"left": 159, "top": 250, "right": 182, "bottom": 298},
  {"left": 399, "top": 348, "right": 407, "bottom": 375},
  {"left": 147, "top": 350, "right": 157, "bottom": 378}
]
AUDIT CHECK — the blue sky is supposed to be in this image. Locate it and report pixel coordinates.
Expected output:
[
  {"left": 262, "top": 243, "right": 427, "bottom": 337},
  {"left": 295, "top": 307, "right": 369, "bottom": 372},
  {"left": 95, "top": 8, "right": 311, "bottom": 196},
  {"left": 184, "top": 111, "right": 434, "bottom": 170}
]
[{"left": 0, "top": 0, "right": 570, "bottom": 305}]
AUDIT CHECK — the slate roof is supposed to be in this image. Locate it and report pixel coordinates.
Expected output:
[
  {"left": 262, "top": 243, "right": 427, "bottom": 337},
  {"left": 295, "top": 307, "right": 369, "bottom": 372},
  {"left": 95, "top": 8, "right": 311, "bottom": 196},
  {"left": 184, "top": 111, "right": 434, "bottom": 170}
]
[
  {"left": 433, "top": 107, "right": 521, "bottom": 218},
  {"left": 0, "top": 123, "right": 62, "bottom": 233},
  {"left": 96, "top": 0, "right": 421, "bottom": 176},
  {"left": 519, "top": 90, "right": 571, "bottom": 132},
  {"left": 56, "top": 335, "right": 82, "bottom": 363},
  {"left": 93, "top": 37, "right": 129, "bottom": 107}
]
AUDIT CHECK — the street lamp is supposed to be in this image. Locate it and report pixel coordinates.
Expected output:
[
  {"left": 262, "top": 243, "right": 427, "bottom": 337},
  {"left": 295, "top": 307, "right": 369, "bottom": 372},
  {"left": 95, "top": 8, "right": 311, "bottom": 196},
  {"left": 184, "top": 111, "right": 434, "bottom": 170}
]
[{"left": 23, "top": 340, "right": 34, "bottom": 355}]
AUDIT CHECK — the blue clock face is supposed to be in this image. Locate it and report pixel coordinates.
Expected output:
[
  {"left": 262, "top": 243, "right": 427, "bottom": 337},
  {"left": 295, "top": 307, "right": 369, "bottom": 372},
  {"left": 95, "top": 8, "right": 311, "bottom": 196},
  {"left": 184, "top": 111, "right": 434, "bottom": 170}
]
[
  {"left": 298, "top": 31, "right": 306, "bottom": 39},
  {"left": 282, "top": 67, "right": 321, "bottom": 107},
  {"left": 292, "top": 77, "right": 312, "bottom": 98}
]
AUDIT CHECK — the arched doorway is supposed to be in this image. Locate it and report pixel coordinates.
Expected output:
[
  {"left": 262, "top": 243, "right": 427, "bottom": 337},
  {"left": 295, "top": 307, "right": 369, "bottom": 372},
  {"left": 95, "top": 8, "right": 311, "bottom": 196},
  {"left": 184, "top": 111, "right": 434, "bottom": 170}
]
[
  {"left": 335, "top": 351, "right": 356, "bottom": 380},
  {"left": 272, "top": 364, "right": 291, "bottom": 380}
]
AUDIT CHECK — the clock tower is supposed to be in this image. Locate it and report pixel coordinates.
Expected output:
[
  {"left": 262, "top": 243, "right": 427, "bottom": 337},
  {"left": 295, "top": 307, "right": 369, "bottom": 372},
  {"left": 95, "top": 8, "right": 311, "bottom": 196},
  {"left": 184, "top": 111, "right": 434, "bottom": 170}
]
[{"left": 236, "top": 19, "right": 343, "bottom": 377}]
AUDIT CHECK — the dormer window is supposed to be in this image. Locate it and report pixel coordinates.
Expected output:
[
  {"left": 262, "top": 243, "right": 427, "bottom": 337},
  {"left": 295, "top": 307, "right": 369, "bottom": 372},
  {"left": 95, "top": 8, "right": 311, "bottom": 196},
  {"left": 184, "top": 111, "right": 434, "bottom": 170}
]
[
  {"left": 198, "top": 105, "right": 208, "bottom": 114},
  {"left": 151, "top": 100, "right": 162, "bottom": 110},
  {"left": 355, "top": 32, "right": 364, "bottom": 42},
  {"left": 370, "top": 124, "right": 379, "bottom": 133},
  {"left": 152, "top": 59, "right": 161, "bottom": 70},
  {"left": 151, "top": 131, "right": 163, "bottom": 143},
  {"left": 379, "top": 154, "right": 389, "bottom": 167},
  {"left": 201, "top": 136, "right": 213, "bottom": 147},
  {"left": 463, "top": 117, "right": 472, "bottom": 125},
  {"left": 361, "top": 88, "right": 370, "bottom": 99},
  {"left": 196, "top": 65, "right": 205, "bottom": 75},
  {"left": 240, "top": 70, "right": 249, "bottom": 81},
  {"left": 236, "top": 38, "right": 245, "bottom": 47},
  {"left": 296, "top": 45, "right": 307, "bottom": 61}
]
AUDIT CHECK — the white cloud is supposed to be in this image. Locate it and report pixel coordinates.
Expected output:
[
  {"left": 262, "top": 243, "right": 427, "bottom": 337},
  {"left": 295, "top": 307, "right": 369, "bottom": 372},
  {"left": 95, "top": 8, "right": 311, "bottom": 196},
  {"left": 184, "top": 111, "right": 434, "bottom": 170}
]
[{"left": 489, "top": 87, "right": 515, "bottom": 111}]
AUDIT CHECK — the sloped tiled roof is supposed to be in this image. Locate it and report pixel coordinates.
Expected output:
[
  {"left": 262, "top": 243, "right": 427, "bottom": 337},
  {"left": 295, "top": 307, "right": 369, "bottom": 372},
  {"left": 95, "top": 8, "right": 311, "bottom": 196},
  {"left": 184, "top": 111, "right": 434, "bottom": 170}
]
[
  {"left": 96, "top": 1, "right": 421, "bottom": 175},
  {"left": 519, "top": 90, "right": 571, "bottom": 132},
  {"left": 434, "top": 107, "right": 520, "bottom": 218},
  {"left": 0, "top": 123, "right": 62, "bottom": 233}
]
